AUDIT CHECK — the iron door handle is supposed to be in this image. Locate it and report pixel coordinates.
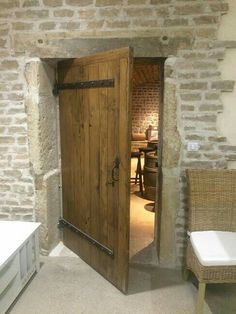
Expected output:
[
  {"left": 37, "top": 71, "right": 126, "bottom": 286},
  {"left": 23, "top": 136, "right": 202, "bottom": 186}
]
[{"left": 108, "top": 156, "right": 120, "bottom": 186}]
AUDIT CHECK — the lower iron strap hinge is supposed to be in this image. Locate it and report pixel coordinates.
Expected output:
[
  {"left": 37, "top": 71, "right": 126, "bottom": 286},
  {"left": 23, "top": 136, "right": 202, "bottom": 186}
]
[{"left": 58, "top": 217, "right": 114, "bottom": 257}]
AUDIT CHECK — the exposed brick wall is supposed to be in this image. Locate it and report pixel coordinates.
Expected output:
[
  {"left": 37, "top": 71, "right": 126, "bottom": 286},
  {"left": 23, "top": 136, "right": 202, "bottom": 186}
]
[
  {"left": 0, "top": 0, "right": 233, "bottom": 265},
  {"left": 132, "top": 82, "right": 159, "bottom": 135}
]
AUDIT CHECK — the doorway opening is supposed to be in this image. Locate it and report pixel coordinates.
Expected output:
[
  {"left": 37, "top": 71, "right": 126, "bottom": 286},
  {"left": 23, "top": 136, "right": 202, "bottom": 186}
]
[
  {"left": 129, "top": 58, "right": 165, "bottom": 265},
  {"left": 27, "top": 48, "right": 181, "bottom": 293}
]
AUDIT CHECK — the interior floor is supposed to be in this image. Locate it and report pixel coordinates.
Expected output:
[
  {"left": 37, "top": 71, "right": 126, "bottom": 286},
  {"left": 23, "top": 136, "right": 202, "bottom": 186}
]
[
  {"left": 129, "top": 158, "right": 157, "bottom": 265},
  {"left": 10, "top": 252, "right": 236, "bottom": 314}
]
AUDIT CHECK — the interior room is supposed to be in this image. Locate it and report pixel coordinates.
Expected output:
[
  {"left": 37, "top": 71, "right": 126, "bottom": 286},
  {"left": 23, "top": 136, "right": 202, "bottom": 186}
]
[{"left": 129, "top": 59, "right": 161, "bottom": 265}]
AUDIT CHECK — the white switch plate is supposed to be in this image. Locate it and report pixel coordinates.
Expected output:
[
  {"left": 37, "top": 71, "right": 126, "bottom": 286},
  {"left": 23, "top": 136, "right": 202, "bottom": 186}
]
[{"left": 187, "top": 142, "right": 199, "bottom": 151}]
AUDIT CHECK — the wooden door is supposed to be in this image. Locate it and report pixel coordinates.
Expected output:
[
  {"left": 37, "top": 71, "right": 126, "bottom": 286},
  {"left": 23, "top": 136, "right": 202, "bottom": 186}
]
[{"left": 58, "top": 47, "right": 133, "bottom": 293}]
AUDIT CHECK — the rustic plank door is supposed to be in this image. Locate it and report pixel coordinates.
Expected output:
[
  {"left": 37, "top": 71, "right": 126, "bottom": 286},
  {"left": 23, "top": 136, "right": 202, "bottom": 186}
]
[{"left": 58, "top": 47, "right": 133, "bottom": 293}]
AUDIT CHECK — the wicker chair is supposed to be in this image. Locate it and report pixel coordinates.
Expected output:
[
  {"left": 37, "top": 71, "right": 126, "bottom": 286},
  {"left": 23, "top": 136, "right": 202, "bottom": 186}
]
[{"left": 185, "top": 169, "right": 236, "bottom": 314}]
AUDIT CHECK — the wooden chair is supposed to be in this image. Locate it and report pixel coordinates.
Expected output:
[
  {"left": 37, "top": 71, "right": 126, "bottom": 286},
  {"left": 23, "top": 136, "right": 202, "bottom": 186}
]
[{"left": 185, "top": 169, "right": 236, "bottom": 314}]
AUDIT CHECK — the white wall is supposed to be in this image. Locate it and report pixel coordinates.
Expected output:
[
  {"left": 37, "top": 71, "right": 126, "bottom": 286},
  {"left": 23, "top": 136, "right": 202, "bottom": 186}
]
[{"left": 218, "top": 0, "right": 236, "bottom": 162}]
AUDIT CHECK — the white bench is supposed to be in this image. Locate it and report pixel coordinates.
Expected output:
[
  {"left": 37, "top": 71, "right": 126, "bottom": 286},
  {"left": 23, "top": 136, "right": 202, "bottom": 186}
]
[{"left": 0, "top": 221, "right": 41, "bottom": 314}]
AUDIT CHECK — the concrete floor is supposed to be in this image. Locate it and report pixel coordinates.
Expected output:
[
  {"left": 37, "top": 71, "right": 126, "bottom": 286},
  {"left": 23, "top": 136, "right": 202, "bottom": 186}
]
[
  {"left": 8, "top": 160, "right": 236, "bottom": 313},
  {"left": 9, "top": 252, "right": 236, "bottom": 314}
]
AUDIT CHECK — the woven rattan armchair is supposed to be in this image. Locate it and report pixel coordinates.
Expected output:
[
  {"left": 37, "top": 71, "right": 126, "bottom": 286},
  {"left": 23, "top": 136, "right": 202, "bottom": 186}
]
[{"left": 185, "top": 169, "right": 236, "bottom": 314}]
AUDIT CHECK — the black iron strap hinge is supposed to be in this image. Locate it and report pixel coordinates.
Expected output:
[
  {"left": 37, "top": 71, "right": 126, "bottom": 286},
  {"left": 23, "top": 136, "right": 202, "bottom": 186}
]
[
  {"left": 53, "top": 79, "right": 115, "bottom": 96},
  {"left": 58, "top": 217, "right": 114, "bottom": 257}
]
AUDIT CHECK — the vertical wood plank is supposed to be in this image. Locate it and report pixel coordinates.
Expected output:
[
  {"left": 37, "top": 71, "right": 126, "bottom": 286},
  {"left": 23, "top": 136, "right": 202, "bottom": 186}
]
[
  {"left": 88, "top": 62, "right": 101, "bottom": 269},
  {"left": 117, "top": 54, "right": 132, "bottom": 292}
]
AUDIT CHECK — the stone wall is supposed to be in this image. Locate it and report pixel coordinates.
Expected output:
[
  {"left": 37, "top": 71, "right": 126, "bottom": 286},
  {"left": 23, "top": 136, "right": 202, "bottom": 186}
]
[
  {"left": 132, "top": 82, "right": 159, "bottom": 135},
  {"left": 0, "top": 0, "right": 234, "bottom": 265},
  {"left": 217, "top": 0, "right": 236, "bottom": 169}
]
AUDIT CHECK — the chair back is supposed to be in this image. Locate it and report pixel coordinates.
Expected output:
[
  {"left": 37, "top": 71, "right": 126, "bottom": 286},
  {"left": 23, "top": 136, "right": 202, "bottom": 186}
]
[{"left": 186, "top": 169, "right": 236, "bottom": 232}]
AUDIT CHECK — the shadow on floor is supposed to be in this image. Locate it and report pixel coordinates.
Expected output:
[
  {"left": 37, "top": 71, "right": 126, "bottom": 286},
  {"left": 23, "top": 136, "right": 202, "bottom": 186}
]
[
  {"left": 128, "top": 263, "right": 184, "bottom": 295},
  {"left": 184, "top": 272, "right": 236, "bottom": 314},
  {"left": 206, "top": 283, "right": 236, "bottom": 314},
  {"left": 129, "top": 242, "right": 158, "bottom": 265}
]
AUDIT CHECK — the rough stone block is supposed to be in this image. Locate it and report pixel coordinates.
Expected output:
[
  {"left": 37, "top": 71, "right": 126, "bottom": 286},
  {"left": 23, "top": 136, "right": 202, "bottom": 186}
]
[
  {"left": 209, "top": 3, "right": 228, "bottom": 13},
  {"left": 59, "top": 22, "right": 80, "bottom": 30},
  {"left": 12, "top": 22, "right": 35, "bottom": 31},
  {"left": 54, "top": 9, "right": 74, "bottom": 17},
  {"left": 39, "top": 22, "right": 56, "bottom": 30},
  {"left": 4, "top": 170, "right": 22, "bottom": 178},
  {"left": 177, "top": 72, "right": 198, "bottom": 79},
  {"left": 95, "top": 0, "right": 122, "bottom": 6},
  {"left": 199, "top": 104, "right": 223, "bottom": 112},
  {"left": 65, "top": 0, "right": 93, "bottom": 5},
  {"left": 152, "top": 6, "right": 169, "bottom": 16},
  {"left": 78, "top": 8, "right": 96, "bottom": 20},
  {"left": 186, "top": 152, "right": 201, "bottom": 159},
  {"left": 15, "top": 10, "right": 49, "bottom": 19},
  {"left": 12, "top": 161, "right": 29, "bottom": 169},
  {"left": 1, "top": 60, "right": 19, "bottom": 70},
  {"left": 124, "top": 8, "right": 154, "bottom": 17},
  {"left": 0, "top": 116, "right": 12, "bottom": 125},
  {"left": 205, "top": 92, "right": 220, "bottom": 100},
  {"left": 208, "top": 49, "right": 225, "bottom": 60},
  {"left": 23, "top": 0, "right": 39, "bottom": 7},
  {"left": 127, "top": 0, "right": 147, "bottom": 4},
  {"left": 8, "top": 126, "right": 26, "bottom": 134},
  {"left": 0, "top": 28, "right": 8, "bottom": 36},
  {"left": 0, "top": 12, "right": 13, "bottom": 18},
  {"left": 226, "top": 154, "right": 236, "bottom": 161},
  {"left": 211, "top": 80, "right": 235, "bottom": 92},
  {"left": 0, "top": 0, "right": 20, "bottom": 9},
  {"left": 195, "top": 27, "right": 217, "bottom": 39},
  {"left": 162, "top": 81, "right": 181, "bottom": 169},
  {"left": 12, "top": 184, "right": 26, "bottom": 193},
  {"left": 42, "top": 0, "right": 62, "bottom": 6},
  {"left": 0, "top": 213, "right": 10, "bottom": 219},
  {"left": 0, "top": 184, "right": 11, "bottom": 192},
  {"left": 131, "top": 19, "right": 160, "bottom": 27},
  {"left": 180, "top": 82, "right": 208, "bottom": 90},
  {"left": 181, "top": 105, "right": 194, "bottom": 111},
  {"left": 193, "top": 15, "right": 219, "bottom": 25},
  {"left": 150, "top": 0, "right": 170, "bottom": 3},
  {"left": 181, "top": 51, "right": 207, "bottom": 59},
  {"left": 177, "top": 60, "right": 217, "bottom": 70},
  {"left": 219, "top": 145, "right": 236, "bottom": 152},
  {"left": 7, "top": 93, "right": 24, "bottom": 101},
  {"left": 8, "top": 108, "right": 25, "bottom": 114},
  {"left": 185, "top": 134, "right": 204, "bottom": 141},
  {"left": 215, "top": 40, "right": 236, "bottom": 49},
  {"left": 164, "top": 18, "right": 189, "bottom": 27},
  {"left": 184, "top": 115, "right": 217, "bottom": 123},
  {"left": 0, "top": 39, "right": 6, "bottom": 48},
  {"left": 173, "top": 4, "right": 204, "bottom": 15},
  {"left": 208, "top": 136, "right": 226, "bottom": 142},
  {"left": 17, "top": 136, "right": 27, "bottom": 145},
  {"left": 200, "top": 71, "right": 221, "bottom": 79},
  {"left": 36, "top": 170, "right": 61, "bottom": 252},
  {"left": 180, "top": 93, "right": 201, "bottom": 101},
  {"left": 25, "top": 62, "right": 59, "bottom": 176},
  {"left": 181, "top": 161, "right": 214, "bottom": 168},
  {"left": 106, "top": 20, "right": 130, "bottom": 28}
]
